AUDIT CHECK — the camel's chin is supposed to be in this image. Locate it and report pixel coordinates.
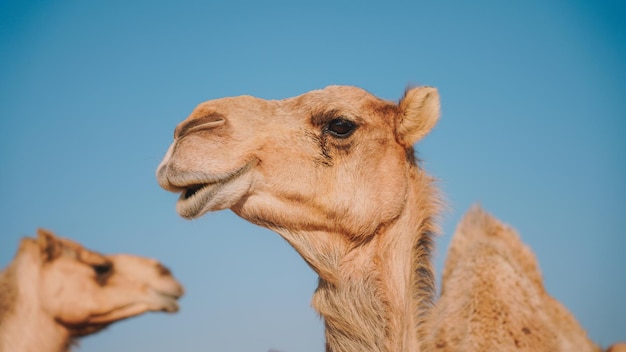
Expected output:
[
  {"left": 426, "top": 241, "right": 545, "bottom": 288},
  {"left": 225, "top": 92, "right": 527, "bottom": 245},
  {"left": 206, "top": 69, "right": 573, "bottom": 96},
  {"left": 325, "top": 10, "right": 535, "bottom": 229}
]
[{"left": 175, "top": 171, "right": 253, "bottom": 219}]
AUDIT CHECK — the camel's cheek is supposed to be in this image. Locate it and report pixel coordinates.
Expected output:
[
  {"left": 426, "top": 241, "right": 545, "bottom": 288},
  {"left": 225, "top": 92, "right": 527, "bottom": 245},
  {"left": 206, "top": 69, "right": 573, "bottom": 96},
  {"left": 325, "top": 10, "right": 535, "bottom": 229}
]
[
  {"left": 233, "top": 130, "right": 408, "bottom": 237},
  {"left": 336, "top": 146, "right": 409, "bottom": 234},
  {"left": 337, "top": 177, "right": 407, "bottom": 238},
  {"left": 40, "top": 264, "right": 95, "bottom": 323}
]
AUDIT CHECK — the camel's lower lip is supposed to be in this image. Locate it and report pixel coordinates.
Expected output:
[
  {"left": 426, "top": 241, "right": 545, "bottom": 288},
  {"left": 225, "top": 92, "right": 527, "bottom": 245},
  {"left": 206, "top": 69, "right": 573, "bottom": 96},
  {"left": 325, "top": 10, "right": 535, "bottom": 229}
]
[
  {"left": 176, "top": 181, "right": 227, "bottom": 218},
  {"left": 174, "top": 163, "right": 254, "bottom": 219}
]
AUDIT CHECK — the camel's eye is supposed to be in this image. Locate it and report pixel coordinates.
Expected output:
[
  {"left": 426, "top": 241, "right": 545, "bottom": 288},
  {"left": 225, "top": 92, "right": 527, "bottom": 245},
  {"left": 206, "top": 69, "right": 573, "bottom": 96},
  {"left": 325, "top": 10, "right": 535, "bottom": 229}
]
[
  {"left": 92, "top": 263, "right": 112, "bottom": 276},
  {"left": 326, "top": 118, "right": 356, "bottom": 138},
  {"left": 92, "top": 262, "right": 113, "bottom": 285}
]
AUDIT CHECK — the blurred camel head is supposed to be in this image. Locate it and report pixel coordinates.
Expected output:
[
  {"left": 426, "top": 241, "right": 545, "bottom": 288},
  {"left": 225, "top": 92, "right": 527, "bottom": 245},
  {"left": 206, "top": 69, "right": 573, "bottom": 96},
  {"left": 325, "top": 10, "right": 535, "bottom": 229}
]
[{"left": 0, "top": 228, "right": 184, "bottom": 352}]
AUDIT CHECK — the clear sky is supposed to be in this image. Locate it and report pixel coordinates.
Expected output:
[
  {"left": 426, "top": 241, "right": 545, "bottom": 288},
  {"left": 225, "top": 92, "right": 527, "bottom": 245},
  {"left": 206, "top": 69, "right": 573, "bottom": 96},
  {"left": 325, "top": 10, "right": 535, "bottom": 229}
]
[{"left": 1, "top": 1, "right": 624, "bottom": 351}]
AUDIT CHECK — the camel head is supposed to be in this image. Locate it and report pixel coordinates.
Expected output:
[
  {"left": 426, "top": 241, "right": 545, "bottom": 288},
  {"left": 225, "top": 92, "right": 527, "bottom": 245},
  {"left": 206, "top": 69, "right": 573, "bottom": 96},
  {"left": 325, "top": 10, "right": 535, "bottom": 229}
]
[
  {"left": 157, "top": 85, "right": 440, "bottom": 241},
  {"left": 157, "top": 86, "right": 443, "bottom": 351},
  {"left": 22, "top": 229, "right": 184, "bottom": 336}
]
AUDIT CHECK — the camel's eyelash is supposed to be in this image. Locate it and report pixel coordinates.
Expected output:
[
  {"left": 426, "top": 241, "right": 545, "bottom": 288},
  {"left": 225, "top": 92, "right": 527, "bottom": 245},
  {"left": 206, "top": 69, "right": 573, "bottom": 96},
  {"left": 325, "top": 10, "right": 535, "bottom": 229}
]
[{"left": 310, "top": 109, "right": 344, "bottom": 127}]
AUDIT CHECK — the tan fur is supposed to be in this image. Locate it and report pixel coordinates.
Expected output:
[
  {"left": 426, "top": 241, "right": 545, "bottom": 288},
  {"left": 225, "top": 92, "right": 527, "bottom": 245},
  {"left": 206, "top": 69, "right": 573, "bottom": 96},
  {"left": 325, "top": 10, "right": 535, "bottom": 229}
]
[
  {"left": 397, "top": 87, "right": 440, "bottom": 147},
  {"left": 0, "top": 229, "right": 184, "bottom": 352},
  {"left": 607, "top": 343, "right": 626, "bottom": 352},
  {"left": 423, "top": 206, "right": 600, "bottom": 352},
  {"left": 156, "top": 85, "right": 623, "bottom": 351},
  {"left": 157, "top": 85, "right": 441, "bottom": 351}
]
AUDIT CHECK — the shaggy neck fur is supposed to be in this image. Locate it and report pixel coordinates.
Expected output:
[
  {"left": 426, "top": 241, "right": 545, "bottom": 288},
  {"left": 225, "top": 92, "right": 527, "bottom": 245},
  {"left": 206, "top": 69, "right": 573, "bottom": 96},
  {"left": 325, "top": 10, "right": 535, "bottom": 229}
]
[
  {"left": 0, "top": 249, "right": 73, "bottom": 352},
  {"left": 275, "top": 166, "right": 439, "bottom": 352}
]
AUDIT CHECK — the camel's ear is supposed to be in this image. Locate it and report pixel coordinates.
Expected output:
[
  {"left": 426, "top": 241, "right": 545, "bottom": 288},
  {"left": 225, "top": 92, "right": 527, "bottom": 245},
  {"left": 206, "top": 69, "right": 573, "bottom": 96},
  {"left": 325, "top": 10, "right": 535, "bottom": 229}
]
[
  {"left": 396, "top": 86, "right": 440, "bottom": 147},
  {"left": 37, "top": 228, "right": 62, "bottom": 262}
]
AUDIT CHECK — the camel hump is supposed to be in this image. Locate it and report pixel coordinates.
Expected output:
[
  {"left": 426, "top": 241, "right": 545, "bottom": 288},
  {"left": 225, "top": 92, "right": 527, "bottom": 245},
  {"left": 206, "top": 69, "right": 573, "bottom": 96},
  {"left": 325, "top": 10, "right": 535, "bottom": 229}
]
[
  {"left": 429, "top": 206, "right": 601, "bottom": 351},
  {"left": 445, "top": 205, "right": 543, "bottom": 288}
]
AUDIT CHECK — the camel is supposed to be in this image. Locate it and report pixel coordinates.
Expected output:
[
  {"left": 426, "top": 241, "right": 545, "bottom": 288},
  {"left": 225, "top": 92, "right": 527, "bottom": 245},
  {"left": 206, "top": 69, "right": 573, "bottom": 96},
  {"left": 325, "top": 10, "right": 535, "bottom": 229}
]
[
  {"left": 423, "top": 205, "right": 602, "bottom": 351},
  {"left": 608, "top": 344, "right": 626, "bottom": 352},
  {"left": 157, "top": 85, "right": 442, "bottom": 351},
  {"left": 156, "top": 85, "right": 621, "bottom": 351},
  {"left": 0, "top": 228, "right": 184, "bottom": 352}
]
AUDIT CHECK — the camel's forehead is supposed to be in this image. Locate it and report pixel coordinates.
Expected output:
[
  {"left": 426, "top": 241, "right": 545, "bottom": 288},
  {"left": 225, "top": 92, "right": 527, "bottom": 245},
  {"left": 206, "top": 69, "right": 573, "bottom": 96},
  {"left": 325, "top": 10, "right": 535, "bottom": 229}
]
[
  {"left": 55, "top": 237, "right": 110, "bottom": 263},
  {"left": 191, "top": 85, "right": 385, "bottom": 117},
  {"left": 289, "top": 85, "right": 382, "bottom": 107},
  {"left": 56, "top": 236, "right": 83, "bottom": 249},
  {"left": 191, "top": 95, "right": 275, "bottom": 116},
  {"left": 301, "top": 85, "right": 373, "bottom": 99}
]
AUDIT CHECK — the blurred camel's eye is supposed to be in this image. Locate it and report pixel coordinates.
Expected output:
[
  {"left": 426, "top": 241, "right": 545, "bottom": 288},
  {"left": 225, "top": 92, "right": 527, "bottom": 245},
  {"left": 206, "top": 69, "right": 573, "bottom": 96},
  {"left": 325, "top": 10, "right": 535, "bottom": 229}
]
[
  {"left": 326, "top": 118, "right": 356, "bottom": 138},
  {"left": 92, "top": 262, "right": 113, "bottom": 283},
  {"left": 93, "top": 263, "right": 111, "bottom": 275}
]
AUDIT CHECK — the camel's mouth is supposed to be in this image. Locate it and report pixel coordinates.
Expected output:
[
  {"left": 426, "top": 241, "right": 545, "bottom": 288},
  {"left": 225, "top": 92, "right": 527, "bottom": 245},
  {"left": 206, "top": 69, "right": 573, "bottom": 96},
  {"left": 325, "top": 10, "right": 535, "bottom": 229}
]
[
  {"left": 153, "top": 290, "right": 183, "bottom": 313},
  {"left": 182, "top": 183, "right": 212, "bottom": 200},
  {"left": 85, "top": 290, "right": 183, "bottom": 325},
  {"left": 174, "top": 162, "right": 255, "bottom": 219}
]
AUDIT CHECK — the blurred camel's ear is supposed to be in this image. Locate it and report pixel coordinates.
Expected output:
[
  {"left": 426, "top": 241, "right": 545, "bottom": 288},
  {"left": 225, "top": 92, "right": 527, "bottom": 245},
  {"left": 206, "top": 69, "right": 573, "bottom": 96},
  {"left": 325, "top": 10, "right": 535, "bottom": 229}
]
[
  {"left": 37, "top": 228, "right": 62, "bottom": 262},
  {"left": 396, "top": 86, "right": 440, "bottom": 147}
]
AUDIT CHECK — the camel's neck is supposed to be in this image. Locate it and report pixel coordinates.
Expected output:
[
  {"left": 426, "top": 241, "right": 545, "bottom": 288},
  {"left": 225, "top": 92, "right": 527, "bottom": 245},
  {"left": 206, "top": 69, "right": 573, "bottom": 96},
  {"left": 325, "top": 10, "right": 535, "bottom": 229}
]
[
  {"left": 278, "top": 169, "right": 439, "bottom": 352},
  {"left": 0, "top": 255, "right": 72, "bottom": 352}
]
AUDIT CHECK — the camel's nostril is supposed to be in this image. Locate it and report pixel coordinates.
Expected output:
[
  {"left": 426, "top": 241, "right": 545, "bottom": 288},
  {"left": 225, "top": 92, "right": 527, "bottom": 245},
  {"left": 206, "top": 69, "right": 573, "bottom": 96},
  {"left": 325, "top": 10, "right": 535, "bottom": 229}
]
[{"left": 175, "top": 113, "right": 226, "bottom": 139}]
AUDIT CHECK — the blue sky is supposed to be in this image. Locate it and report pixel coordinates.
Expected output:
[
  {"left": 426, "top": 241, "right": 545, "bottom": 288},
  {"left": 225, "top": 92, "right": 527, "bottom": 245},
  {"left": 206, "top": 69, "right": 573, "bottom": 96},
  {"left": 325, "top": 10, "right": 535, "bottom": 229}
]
[{"left": 1, "top": 1, "right": 624, "bottom": 351}]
